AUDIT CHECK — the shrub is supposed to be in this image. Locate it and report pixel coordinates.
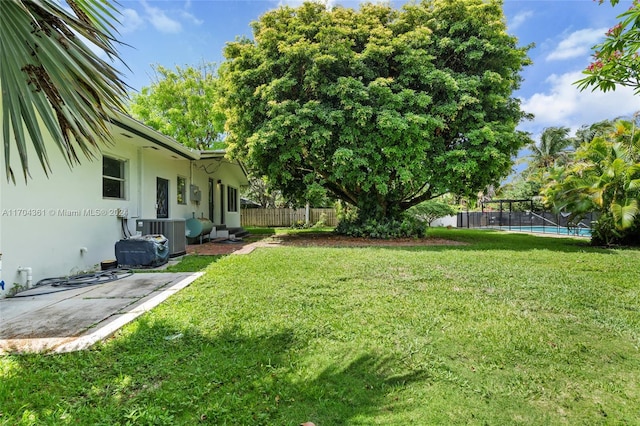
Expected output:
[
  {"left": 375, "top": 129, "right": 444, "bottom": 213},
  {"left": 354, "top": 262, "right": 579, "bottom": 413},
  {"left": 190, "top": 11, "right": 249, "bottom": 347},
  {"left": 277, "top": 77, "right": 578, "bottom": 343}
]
[
  {"left": 591, "top": 213, "right": 640, "bottom": 246},
  {"left": 407, "top": 201, "right": 457, "bottom": 227},
  {"left": 312, "top": 213, "right": 327, "bottom": 228},
  {"left": 290, "top": 220, "right": 310, "bottom": 229},
  {"left": 335, "top": 215, "right": 427, "bottom": 239}
]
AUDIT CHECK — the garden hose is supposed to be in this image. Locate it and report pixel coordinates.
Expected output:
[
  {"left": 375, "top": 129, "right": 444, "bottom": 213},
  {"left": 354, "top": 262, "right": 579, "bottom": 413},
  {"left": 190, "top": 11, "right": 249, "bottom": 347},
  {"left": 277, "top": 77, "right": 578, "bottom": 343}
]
[{"left": 10, "top": 268, "right": 133, "bottom": 298}]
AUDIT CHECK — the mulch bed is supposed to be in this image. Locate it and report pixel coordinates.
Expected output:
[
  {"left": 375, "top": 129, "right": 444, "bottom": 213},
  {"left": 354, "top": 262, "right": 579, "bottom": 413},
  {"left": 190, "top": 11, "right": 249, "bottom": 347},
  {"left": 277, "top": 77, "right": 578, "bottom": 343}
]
[
  {"left": 186, "top": 232, "right": 465, "bottom": 255},
  {"left": 268, "top": 232, "right": 467, "bottom": 247},
  {"left": 186, "top": 239, "right": 251, "bottom": 255}
]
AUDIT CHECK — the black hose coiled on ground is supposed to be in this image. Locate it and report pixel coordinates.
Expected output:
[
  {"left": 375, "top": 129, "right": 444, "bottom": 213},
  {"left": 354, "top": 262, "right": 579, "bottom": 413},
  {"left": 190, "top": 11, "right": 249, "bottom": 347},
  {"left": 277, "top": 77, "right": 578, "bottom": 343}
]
[{"left": 10, "top": 269, "right": 133, "bottom": 298}]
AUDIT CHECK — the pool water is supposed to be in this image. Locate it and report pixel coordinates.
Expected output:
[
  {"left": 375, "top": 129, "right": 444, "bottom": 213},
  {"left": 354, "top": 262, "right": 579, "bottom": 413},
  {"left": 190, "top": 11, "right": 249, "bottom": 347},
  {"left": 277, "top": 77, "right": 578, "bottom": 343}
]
[{"left": 490, "top": 225, "right": 591, "bottom": 237}]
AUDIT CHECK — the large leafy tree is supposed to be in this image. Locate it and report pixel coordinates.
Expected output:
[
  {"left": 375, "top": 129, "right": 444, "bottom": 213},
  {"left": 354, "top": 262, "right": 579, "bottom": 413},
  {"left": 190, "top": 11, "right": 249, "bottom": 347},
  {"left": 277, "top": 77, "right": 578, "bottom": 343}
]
[
  {"left": 0, "top": 0, "right": 128, "bottom": 182},
  {"left": 128, "top": 63, "right": 225, "bottom": 150},
  {"left": 576, "top": 0, "right": 640, "bottom": 93},
  {"left": 220, "top": 0, "right": 532, "bottom": 227}
]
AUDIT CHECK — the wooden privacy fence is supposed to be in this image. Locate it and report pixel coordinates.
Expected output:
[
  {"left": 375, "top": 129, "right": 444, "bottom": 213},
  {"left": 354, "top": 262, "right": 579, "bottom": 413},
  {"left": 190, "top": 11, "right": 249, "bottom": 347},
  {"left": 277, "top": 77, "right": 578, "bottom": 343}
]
[{"left": 241, "top": 208, "right": 338, "bottom": 227}]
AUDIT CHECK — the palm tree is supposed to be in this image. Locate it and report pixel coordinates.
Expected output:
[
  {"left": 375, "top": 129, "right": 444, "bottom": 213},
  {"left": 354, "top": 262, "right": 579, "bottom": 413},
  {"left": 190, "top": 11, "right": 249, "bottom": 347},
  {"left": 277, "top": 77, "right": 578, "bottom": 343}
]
[
  {"left": 543, "top": 120, "right": 640, "bottom": 245},
  {"left": 0, "top": 0, "right": 128, "bottom": 183},
  {"left": 528, "top": 126, "right": 572, "bottom": 169},
  {"left": 572, "top": 120, "right": 615, "bottom": 149}
]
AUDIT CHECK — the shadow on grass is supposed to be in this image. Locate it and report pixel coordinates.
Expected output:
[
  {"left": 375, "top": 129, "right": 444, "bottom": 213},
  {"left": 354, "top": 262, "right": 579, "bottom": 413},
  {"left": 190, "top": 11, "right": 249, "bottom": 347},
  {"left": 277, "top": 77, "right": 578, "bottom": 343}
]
[{"left": 2, "top": 319, "right": 426, "bottom": 425}]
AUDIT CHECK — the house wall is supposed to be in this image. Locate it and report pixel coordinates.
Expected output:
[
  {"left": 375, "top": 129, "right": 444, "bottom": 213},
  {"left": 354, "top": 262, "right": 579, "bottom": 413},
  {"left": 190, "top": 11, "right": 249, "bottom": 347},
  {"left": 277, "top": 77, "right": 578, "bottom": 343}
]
[
  {"left": 0, "top": 113, "right": 248, "bottom": 298},
  {"left": 190, "top": 159, "right": 246, "bottom": 228},
  {"left": 0, "top": 132, "right": 139, "bottom": 297},
  {"left": 134, "top": 155, "right": 246, "bottom": 228}
]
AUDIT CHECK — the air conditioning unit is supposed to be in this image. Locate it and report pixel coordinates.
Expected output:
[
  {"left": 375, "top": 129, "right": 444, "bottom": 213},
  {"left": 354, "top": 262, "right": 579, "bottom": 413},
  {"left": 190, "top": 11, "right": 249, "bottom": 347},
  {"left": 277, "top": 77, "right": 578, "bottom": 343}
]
[{"left": 135, "top": 219, "right": 186, "bottom": 257}]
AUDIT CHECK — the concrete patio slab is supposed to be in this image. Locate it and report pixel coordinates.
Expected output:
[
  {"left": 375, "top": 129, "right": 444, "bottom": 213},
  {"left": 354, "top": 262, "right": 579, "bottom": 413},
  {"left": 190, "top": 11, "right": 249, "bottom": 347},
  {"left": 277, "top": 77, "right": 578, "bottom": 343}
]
[{"left": 0, "top": 272, "right": 203, "bottom": 354}]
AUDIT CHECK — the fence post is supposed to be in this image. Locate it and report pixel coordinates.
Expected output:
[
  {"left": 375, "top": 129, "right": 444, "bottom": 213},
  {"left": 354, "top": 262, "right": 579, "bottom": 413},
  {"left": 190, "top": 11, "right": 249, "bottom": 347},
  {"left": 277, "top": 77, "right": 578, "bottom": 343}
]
[{"left": 305, "top": 203, "right": 310, "bottom": 226}]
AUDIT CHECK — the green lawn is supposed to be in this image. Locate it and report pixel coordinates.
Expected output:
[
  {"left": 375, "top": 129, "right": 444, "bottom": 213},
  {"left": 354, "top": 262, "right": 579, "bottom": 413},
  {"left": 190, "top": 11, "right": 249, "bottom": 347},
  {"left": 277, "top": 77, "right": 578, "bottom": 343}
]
[{"left": 2, "top": 229, "right": 639, "bottom": 425}]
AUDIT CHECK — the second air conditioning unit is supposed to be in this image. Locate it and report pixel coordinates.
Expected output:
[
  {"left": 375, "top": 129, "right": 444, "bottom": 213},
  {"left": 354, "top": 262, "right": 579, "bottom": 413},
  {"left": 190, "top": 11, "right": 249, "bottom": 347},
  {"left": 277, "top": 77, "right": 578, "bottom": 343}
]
[{"left": 135, "top": 219, "right": 187, "bottom": 257}]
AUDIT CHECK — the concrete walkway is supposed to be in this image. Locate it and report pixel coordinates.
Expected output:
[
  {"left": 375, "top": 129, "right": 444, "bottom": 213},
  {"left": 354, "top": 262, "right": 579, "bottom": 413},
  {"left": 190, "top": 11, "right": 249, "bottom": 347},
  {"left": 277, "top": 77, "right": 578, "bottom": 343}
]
[
  {"left": 0, "top": 239, "right": 276, "bottom": 355},
  {"left": 0, "top": 272, "right": 202, "bottom": 354}
]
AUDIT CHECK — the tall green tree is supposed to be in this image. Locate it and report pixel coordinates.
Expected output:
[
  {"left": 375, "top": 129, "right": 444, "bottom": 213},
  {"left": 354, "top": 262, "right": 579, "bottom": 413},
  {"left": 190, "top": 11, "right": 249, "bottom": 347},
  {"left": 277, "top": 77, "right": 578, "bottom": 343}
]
[
  {"left": 528, "top": 127, "right": 572, "bottom": 169},
  {"left": 128, "top": 63, "right": 225, "bottom": 150},
  {"left": 0, "top": 0, "right": 128, "bottom": 182},
  {"left": 576, "top": 0, "right": 640, "bottom": 93},
  {"left": 220, "top": 0, "right": 532, "bottom": 231},
  {"left": 515, "top": 126, "right": 573, "bottom": 199}
]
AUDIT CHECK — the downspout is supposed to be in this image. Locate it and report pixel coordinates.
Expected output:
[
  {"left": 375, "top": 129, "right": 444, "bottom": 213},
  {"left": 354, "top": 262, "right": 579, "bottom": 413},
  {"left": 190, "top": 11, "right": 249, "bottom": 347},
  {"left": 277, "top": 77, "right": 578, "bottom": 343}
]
[
  {"left": 17, "top": 266, "right": 33, "bottom": 289},
  {"left": 137, "top": 147, "right": 143, "bottom": 219},
  {"left": 190, "top": 160, "right": 194, "bottom": 187}
]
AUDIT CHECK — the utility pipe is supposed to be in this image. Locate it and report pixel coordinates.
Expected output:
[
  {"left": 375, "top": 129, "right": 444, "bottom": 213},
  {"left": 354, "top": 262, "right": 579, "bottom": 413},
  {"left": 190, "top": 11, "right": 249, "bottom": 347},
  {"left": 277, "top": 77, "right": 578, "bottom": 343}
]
[{"left": 17, "top": 266, "right": 33, "bottom": 289}]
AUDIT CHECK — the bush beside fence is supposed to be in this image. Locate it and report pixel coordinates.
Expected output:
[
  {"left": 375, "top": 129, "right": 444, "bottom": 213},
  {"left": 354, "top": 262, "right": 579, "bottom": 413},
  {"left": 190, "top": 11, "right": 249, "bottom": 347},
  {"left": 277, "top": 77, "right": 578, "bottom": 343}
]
[{"left": 241, "top": 208, "right": 338, "bottom": 227}]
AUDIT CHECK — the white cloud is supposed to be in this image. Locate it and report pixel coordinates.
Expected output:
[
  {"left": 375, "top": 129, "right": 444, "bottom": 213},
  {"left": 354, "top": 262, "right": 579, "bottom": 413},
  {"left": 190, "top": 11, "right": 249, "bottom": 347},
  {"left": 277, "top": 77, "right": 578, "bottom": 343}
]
[
  {"left": 141, "top": 0, "right": 182, "bottom": 34},
  {"left": 509, "top": 10, "right": 533, "bottom": 31},
  {"left": 520, "top": 70, "right": 639, "bottom": 134},
  {"left": 180, "top": 11, "right": 204, "bottom": 26},
  {"left": 546, "top": 28, "right": 607, "bottom": 61},
  {"left": 119, "top": 8, "right": 145, "bottom": 34}
]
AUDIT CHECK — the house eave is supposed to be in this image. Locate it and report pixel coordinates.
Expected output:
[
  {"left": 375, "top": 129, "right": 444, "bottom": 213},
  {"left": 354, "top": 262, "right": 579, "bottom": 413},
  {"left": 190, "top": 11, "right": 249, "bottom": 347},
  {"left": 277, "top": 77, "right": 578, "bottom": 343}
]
[
  {"left": 198, "top": 149, "right": 250, "bottom": 180},
  {"left": 198, "top": 149, "right": 226, "bottom": 159},
  {"left": 109, "top": 111, "right": 200, "bottom": 161}
]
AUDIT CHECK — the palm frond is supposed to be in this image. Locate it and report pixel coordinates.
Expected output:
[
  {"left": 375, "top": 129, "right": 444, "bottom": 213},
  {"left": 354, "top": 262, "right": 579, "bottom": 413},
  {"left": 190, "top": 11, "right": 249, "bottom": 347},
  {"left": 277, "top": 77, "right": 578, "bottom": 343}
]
[
  {"left": 611, "top": 199, "right": 639, "bottom": 230},
  {"left": 0, "top": 0, "right": 128, "bottom": 183}
]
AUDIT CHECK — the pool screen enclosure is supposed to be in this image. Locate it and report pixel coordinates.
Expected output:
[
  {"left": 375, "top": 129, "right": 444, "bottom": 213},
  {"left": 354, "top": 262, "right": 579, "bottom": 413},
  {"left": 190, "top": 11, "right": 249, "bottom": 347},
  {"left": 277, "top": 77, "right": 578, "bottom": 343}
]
[{"left": 457, "top": 199, "right": 596, "bottom": 236}]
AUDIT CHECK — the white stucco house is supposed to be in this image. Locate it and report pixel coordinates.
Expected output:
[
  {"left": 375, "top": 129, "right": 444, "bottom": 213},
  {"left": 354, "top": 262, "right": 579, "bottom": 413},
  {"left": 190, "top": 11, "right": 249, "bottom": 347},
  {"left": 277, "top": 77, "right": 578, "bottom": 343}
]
[{"left": 0, "top": 110, "right": 248, "bottom": 298}]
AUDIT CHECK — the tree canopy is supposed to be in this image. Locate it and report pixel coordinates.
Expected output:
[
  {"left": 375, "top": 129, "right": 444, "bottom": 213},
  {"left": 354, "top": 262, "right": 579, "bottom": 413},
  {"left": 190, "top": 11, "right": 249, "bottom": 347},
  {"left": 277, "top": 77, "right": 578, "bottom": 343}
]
[
  {"left": 576, "top": 0, "right": 640, "bottom": 93},
  {"left": 219, "top": 0, "right": 532, "bottom": 228},
  {"left": 128, "top": 63, "right": 225, "bottom": 150},
  {"left": 0, "top": 0, "right": 128, "bottom": 182}
]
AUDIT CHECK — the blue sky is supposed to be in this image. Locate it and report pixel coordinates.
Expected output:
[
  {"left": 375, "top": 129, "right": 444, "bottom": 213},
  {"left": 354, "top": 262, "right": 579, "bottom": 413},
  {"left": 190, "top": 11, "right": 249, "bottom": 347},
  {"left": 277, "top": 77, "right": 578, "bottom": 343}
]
[{"left": 113, "top": 0, "right": 639, "bottom": 142}]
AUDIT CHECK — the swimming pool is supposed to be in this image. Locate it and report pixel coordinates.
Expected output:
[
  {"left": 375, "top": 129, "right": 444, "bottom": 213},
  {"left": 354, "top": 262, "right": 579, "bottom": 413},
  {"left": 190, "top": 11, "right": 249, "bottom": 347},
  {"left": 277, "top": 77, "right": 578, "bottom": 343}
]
[{"left": 488, "top": 225, "right": 591, "bottom": 237}]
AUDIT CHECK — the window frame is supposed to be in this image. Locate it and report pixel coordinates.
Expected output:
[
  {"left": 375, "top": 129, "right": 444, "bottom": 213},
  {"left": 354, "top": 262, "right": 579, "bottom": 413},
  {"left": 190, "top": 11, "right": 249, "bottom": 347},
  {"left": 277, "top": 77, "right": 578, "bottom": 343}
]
[
  {"left": 177, "top": 175, "right": 187, "bottom": 205},
  {"left": 227, "top": 186, "right": 238, "bottom": 212},
  {"left": 102, "top": 155, "right": 127, "bottom": 200}
]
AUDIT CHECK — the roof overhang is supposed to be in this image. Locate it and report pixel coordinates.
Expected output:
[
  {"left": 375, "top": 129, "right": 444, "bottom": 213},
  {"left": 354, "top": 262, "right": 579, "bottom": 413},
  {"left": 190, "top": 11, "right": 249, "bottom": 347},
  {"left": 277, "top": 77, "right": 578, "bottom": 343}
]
[
  {"left": 108, "top": 111, "right": 200, "bottom": 161},
  {"left": 106, "top": 111, "right": 249, "bottom": 180},
  {"left": 198, "top": 149, "right": 249, "bottom": 179}
]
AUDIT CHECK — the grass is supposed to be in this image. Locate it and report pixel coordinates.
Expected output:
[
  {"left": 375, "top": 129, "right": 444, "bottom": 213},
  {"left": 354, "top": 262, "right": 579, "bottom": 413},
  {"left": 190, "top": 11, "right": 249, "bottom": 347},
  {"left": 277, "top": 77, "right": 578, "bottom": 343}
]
[
  {"left": 2, "top": 229, "right": 639, "bottom": 425},
  {"left": 164, "top": 255, "right": 222, "bottom": 272},
  {"left": 132, "top": 255, "right": 222, "bottom": 273}
]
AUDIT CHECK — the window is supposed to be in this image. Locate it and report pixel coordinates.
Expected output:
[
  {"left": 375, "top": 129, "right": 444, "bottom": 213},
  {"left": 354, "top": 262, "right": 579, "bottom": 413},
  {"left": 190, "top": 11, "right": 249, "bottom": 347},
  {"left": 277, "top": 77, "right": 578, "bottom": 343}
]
[
  {"left": 227, "top": 186, "right": 238, "bottom": 212},
  {"left": 103, "top": 156, "right": 126, "bottom": 199},
  {"left": 177, "top": 176, "right": 186, "bottom": 204}
]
